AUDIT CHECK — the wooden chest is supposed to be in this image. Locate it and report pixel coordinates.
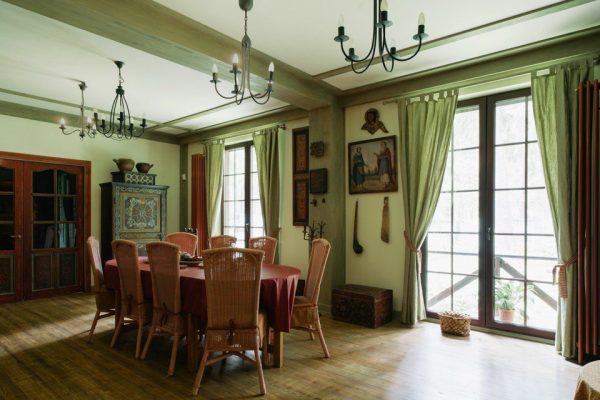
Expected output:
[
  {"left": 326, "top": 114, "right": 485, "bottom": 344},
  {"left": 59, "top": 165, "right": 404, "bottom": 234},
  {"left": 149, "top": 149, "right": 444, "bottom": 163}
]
[{"left": 332, "top": 284, "right": 393, "bottom": 328}]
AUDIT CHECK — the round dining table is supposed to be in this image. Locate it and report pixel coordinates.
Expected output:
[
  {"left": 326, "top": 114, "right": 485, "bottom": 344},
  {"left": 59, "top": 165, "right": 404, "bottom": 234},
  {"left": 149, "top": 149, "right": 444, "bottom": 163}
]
[
  {"left": 575, "top": 361, "right": 600, "bottom": 400},
  {"left": 103, "top": 257, "right": 300, "bottom": 369}
]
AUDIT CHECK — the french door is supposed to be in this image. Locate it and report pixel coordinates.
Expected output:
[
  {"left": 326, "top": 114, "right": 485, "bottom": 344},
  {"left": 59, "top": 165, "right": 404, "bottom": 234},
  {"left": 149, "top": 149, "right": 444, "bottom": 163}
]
[
  {"left": 424, "top": 89, "right": 557, "bottom": 338},
  {"left": 0, "top": 158, "right": 85, "bottom": 303}
]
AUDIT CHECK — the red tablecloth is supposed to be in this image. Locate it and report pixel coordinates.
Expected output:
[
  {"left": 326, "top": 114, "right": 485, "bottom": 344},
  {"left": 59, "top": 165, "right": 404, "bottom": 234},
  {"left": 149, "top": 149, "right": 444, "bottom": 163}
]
[{"left": 104, "top": 258, "right": 300, "bottom": 332}]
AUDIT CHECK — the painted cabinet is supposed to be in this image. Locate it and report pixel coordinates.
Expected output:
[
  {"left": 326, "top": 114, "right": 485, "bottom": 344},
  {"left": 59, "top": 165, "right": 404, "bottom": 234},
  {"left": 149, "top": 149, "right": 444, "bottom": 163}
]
[{"left": 100, "top": 182, "right": 168, "bottom": 262}]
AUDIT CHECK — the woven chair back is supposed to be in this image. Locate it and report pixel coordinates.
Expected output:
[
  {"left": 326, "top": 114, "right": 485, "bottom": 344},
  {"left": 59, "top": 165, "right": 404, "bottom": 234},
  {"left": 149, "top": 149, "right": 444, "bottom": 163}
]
[
  {"left": 146, "top": 241, "right": 181, "bottom": 316},
  {"left": 304, "top": 239, "right": 331, "bottom": 305},
  {"left": 111, "top": 239, "right": 143, "bottom": 306},
  {"left": 87, "top": 236, "right": 105, "bottom": 292},
  {"left": 248, "top": 236, "right": 278, "bottom": 264},
  {"left": 208, "top": 235, "right": 237, "bottom": 249},
  {"left": 203, "top": 247, "right": 264, "bottom": 330},
  {"left": 165, "top": 232, "right": 198, "bottom": 255}
]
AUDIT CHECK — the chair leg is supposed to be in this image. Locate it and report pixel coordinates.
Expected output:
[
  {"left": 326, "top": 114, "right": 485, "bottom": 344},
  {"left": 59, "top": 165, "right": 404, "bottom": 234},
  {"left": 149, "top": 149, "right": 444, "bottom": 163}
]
[
  {"left": 135, "top": 320, "right": 144, "bottom": 359},
  {"left": 254, "top": 344, "right": 266, "bottom": 395},
  {"left": 168, "top": 334, "right": 180, "bottom": 376},
  {"left": 141, "top": 327, "right": 155, "bottom": 360},
  {"left": 192, "top": 346, "right": 210, "bottom": 395},
  {"left": 309, "top": 330, "right": 315, "bottom": 341},
  {"left": 88, "top": 310, "right": 101, "bottom": 343},
  {"left": 110, "top": 315, "right": 124, "bottom": 348},
  {"left": 261, "top": 331, "right": 269, "bottom": 366},
  {"left": 314, "top": 316, "right": 330, "bottom": 358}
]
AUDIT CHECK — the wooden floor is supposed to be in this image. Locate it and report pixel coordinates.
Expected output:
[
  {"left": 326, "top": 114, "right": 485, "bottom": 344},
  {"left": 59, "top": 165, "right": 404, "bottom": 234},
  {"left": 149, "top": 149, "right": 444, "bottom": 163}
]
[{"left": 0, "top": 294, "right": 580, "bottom": 400}]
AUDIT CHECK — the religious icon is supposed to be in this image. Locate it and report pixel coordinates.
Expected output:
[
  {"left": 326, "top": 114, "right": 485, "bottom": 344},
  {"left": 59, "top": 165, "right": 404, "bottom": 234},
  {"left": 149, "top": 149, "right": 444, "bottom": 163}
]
[
  {"left": 361, "top": 108, "right": 388, "bottom": 134},
  {"left": 348, "top": 136, "right": 398, "bottom": 194}
]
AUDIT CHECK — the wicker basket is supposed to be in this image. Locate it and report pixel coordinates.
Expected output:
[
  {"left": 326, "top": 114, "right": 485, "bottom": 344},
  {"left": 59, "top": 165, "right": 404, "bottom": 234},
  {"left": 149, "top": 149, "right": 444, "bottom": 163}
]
[{"left": 439, "top": 311, "right": 471, "bottom": 336}]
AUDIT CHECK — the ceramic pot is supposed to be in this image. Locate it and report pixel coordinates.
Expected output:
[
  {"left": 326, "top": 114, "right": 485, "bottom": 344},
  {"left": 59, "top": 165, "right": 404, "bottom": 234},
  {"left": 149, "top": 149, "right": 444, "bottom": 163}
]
[
  {"left": 113, "top": 158, "right": 135, "bottom": 172},
  {"left": 135, "top": 162, "right": 154, "bottom": 174},
  {"left": 499, "top": 309, "right": 514, "bottom": 322}
]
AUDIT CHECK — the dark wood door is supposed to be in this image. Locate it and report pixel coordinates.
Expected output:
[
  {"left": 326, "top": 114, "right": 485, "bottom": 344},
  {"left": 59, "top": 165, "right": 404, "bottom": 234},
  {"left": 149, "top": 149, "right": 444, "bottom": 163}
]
[
  {"left": 0, "top": 159, "right": 23, "bottom": 303},
  {"left": 23, "top": 163, "right": 84, "bottom": 299}
]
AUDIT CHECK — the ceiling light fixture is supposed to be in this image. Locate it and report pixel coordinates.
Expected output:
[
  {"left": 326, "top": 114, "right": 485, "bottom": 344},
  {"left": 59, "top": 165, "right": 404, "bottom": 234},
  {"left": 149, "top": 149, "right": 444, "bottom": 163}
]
[
  {"left": 334, "top": 0, "right": 428, "bottom": 74},
  {"left": 59, "top": 82, "right": 98, "bottom": 140},
  {"left": 210, "top": 0, "right": 274, "bottom": 105},
  {"left": 93, "top": 61, "right": 146, "bottom": 139}
]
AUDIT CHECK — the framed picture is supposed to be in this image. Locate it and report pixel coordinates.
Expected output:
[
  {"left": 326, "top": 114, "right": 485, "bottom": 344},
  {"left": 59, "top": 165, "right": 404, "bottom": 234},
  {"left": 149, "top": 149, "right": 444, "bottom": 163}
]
[
  {"left": 309, "top": 168, "right": 328, "bottom": 194},
  {"left": 293, "top": 127, "right": 309, "bottom": 174},
  {"left": 348, "top": 135, "right": 398, "bottom": 194},
  {"left": 293, "top": 178, "right": 309, "bottom": 226}
]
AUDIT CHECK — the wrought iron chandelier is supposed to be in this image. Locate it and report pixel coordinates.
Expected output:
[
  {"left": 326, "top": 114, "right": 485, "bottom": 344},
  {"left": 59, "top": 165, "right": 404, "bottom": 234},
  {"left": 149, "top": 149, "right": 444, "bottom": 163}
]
[
  {"left": 210, "top": 0, "right": 274, "bottom": 105},
  {"left": 334, "top": 0, "right": 428, "bottom": 74},
  {"left": 59, "top": 82, "right": 98, "bottom": 140},
  {"left": 92, "top": 61, "right": 146, "bottom": 139}
]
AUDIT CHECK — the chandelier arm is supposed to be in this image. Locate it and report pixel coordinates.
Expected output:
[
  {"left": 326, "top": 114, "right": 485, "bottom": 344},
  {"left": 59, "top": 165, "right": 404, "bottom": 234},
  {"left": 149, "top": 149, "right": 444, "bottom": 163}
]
[
  {"left": 214, "top": 83, "right": 237, "bottom": 100},
  {"left": 388, "top": 36, "right": 423, "bottom": 62},
  {"left": 61, "top": 128, "right": 82, "bottom": 136}
]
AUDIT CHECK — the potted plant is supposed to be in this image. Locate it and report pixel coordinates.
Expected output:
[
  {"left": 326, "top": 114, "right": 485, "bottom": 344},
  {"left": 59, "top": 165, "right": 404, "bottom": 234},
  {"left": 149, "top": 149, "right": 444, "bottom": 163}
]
[{"left": 495, "top": 281, "right": 522, "bottom": 322}]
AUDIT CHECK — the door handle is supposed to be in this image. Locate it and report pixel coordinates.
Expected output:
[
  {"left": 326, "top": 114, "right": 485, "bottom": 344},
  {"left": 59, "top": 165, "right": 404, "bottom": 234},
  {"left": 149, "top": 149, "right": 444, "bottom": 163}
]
[
  {"left": 10, "top": 235, "right": 22, "bottom": 239},
  {"left": 486, "top": 227, "right": 492, "bottom": 241}
]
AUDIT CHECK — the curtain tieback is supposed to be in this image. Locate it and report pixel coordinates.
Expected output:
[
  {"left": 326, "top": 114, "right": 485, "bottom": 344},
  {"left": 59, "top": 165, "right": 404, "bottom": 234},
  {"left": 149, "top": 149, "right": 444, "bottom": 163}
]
[
  {"left": 552, "top": 256, "right": 577, "bottom": 299},
  {"left": 403, "top": 231, "right": 423, "bottom": 273}
]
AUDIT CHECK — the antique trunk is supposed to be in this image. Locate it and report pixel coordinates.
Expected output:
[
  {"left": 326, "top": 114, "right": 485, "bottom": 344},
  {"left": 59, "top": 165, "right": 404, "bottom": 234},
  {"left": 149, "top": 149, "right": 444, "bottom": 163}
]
[
  {"left": 332, "top": 284, "right": 393, "bottom": 328},
  {"left": 100, "top": 182, "right": 168, "bottom": 262}
]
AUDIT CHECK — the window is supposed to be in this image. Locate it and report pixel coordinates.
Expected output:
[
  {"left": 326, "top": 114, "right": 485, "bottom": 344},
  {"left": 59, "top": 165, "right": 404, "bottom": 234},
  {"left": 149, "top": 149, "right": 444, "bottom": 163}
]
[
  {"left": 424, "top": 89, "right": 557, "bottom": 338},
  {"left": 222, "top": 143, "right": 264, "bottom": 247}
]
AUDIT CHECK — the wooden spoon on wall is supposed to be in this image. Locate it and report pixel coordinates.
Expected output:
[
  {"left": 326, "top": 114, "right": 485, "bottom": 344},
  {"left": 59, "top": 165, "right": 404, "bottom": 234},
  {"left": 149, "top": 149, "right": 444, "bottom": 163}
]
[{"left": 353, "top": 200, "right": 363, "bottom": 254}]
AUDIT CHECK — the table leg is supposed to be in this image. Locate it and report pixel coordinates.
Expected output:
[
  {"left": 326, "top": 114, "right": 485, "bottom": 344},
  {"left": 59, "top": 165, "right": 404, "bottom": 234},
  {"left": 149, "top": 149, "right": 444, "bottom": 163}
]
[
  {"left": 187, "top": 314, "right": 199, "bottom": 372},
  {"left": 273, "top": 331, "right": 284, "bottom": 368}
]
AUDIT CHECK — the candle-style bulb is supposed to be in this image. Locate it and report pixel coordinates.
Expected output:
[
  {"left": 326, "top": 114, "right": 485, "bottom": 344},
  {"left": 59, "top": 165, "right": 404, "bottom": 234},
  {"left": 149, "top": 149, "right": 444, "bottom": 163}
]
[
  {"left": 59, "top": 118, "right": 65, "bottom": 127},
  {"left": 338, "top": 14, "right": 344, "bottom": 27},
  {"left": 232, "top": 54, "right": 239, "bottom": 65},
  {"left": 86, "top": 116, "right": 92, "bottom": 125},
  {"left": 418, "top": 12, "right": 425, "bottom": 26},
  {"left": 380, "top": 0, "right": 389, "bottom": 12},
  {"left": 268, "top": 62, "right": 275, "bottom": 72},
  {"left": 212, "top": 64, "right": 218, "bottom": 74}
]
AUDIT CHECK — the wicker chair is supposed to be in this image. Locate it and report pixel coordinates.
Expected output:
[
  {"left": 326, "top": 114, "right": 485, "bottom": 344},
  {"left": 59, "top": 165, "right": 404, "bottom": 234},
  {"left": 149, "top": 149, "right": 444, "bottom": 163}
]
[
  {"left": 291, "top": 238, "right": 331, "bottom": 358},
  {"left": 248, "top": 236, "right": 278, "bottom": 264},
  {"left": 208, "top": 235, "right": 237, "bottom": 249},
  {"left": 165, "top": 232, "right": 198, "bottom": 256},
  {"left": 142, "top": 241, "right": 185, "bottom": 376},
  {"left": 192, "top": 247, "right": 268, "bottom": 396},
  {"left": 110, "top": 239, "right": 150, "bottom": 359},
  {"left": 86, "top": 236, "right": 116, "bottom": 342}
]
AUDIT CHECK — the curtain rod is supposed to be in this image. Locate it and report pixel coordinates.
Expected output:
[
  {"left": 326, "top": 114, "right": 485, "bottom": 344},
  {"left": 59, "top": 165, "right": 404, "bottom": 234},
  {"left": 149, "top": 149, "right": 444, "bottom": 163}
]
[{"left": 200, "top": 122, "right": 286, "bottom": 143}]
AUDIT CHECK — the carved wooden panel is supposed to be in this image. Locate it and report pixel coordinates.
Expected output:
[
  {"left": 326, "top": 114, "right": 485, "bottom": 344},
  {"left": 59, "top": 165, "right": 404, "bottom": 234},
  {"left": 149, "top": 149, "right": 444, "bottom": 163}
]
[
  {"left": 0, "top": 256, "right": 14, "bottom": 294},
  {"left": 58, "top": 253, "right": 77, "bottom": 287},
  {"left": 32, "top": 254, "right": 52, "bottom": 291}
]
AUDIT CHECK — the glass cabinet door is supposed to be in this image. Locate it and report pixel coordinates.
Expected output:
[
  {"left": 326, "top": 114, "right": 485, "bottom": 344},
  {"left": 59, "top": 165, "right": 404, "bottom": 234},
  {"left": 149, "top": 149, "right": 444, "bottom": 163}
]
[{"left": 0, "top": 160, "right": 23, "bottom": 303}]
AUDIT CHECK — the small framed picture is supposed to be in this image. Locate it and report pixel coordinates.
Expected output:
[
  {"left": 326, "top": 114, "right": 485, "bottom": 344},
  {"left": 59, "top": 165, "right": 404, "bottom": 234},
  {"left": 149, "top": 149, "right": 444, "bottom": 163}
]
[
  {"left": 293, "top": 127, "right": 309, "bottom": 174},
  {"left": 348, "top": 135, "right": 398, "bottom": 194},
  {"left": 309, "top": 168, "right": 328, "bottom": 194},
  {"left": 293, "top": 178, "right": 309, "bottom": 226}
]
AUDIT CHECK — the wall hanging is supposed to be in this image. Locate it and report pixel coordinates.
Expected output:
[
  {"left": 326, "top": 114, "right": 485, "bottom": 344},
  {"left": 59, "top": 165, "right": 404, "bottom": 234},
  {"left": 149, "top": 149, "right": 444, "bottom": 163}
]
[
  {"left": 348, "top": 135, "right": 398, "bottom": 194},
  {"left": 381, "top": 196, "right": 389, "bottom": 242},
  {"left": 361, "top": 108, "right": 388, "bottom": 134},
  {"left": 352, "top": 200, "right": 363, "bottom": 254}
]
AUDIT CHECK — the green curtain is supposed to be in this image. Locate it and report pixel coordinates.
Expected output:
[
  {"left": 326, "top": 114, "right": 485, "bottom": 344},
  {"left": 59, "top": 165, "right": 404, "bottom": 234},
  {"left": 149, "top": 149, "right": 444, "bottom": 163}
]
[
  {"left": 253, "top": 127, "right": 281, "bottom": 243},
  {"left": 204, "top": 140, "right": 224, "bottom": 237},
  {"left": 398, "top": 91, "right": 458, "bottom": 326},
  {"left": 531, "top": 60, "right": 592, "bottom": 359}
]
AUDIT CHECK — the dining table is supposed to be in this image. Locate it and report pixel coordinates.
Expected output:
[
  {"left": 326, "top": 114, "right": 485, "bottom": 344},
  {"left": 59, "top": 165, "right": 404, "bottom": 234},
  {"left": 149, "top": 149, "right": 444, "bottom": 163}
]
[
  {"left": 103, "top": 257, "right": 300, "bottom": 370},
  {"left": 575, "top": 361, "right": 600, "bottom": 400}
]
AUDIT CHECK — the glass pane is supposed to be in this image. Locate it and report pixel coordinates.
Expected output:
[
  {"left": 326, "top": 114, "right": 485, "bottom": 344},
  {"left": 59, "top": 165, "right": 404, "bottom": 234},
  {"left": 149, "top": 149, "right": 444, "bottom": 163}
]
[
  {"left": 250, "top": 227, "right": 264, "bottom": 238},
  {"left": 234, "top": 201, "right": 244, "bottom": 227},
  {"left": 494, "top": 256, "right": 525, "bottom": 279},
  {"left": 495, "top": 234, "right": 525, "bottom": 257},
  {"left": 251, "top": 146, "right": 258, "bottom": 172},
  {"left": 527, "top": 189, "right": 554, "bottom": 234},
  {"left": 0, "top": 224, "right": 14, "bottom": 250},
  {"left": 495, "top": 144, "right": 525, "bottom": 189},
  {"left": 527, "top": 143, "right": 545, "bottom": 187},
  {"left": 33, "top": 197, "right": 55, "bottom": 222},
  {"left": 33, "top": 224, "right": 55, "bottom": 249},
  {"left": 57, "top": 223, "right": 76, "bottom": 248},
  {"left": 527, "top": 235, "right": 557, "bottom": 260},
  {"left": 234, "top": 175, "right": 245, "bottom": 200},
  {"left": 453, "top": 192, "right": 478, "bottom": 232},
  {"left": 58, "top": 253, "right": 77, "bottom": 287},
  {"left": 527, "top": 282, "right": 557, "bottom": 330},
  {"left": 234, "top": 227, "right": 245, "bottom": 247},
  {"left": 32, "top": 254, "right": 53, "bottom": 291},
  {"left": 427, "top": 233, "right": 451, "bottom": 252},
  {"left": 223, "top": 176, "right": 232, "bottom": 200},
  {"left": 495, "top": 190, "right": 524, "bottom": 233},
  {"left": 226, "top": 150, "right": 234, "bottom": 174},
  {"left": 58, "top": 197, "right": 76, "bottom": 222},
  {"left": 251, "top": 172, "right": 260, "bottom": 200},
  {"left": 0, "top": 256, "right": 14, "bottom": 294},
  {"left": 527, "top": 259, "right": 555, "bottom": 283},
  {"left": 251, "top": 200, "right": 263, "bottom": 229},
  {"left": 453, "top": 254, "right": 478, "bottom": 275},
  {"left": 0, "top": 167, "right": 14, "bottom": 192},
  {"left": 527, "top": 96, "right": 537, "bottom": 142},
  {"left": 453, "top": 276, "right": 479, "bottom": 318},
  {"left": 453, "top": 106, "right": 479, "bottom": 150},
  {"left": 223, "top": 202, "right": 234, "bottom": 227},
  {"left": 440, "top": 159, "right": 451, "bottom": 192},
  {"left": 453, "top": 149, "right": 479, "bottom": 191},
  {"left": 495, "top": 98, "right": 526, "bottom": 144},
  {"left": 453, "top": 233, "right": 478, "bottom": 254},
  {"left": 426, "top": 253, "right": 451, "bottom": 273},
  {"left": 234, "top": 149, "right": 245, "bottom": 174},
  {"left": 223, "top": 227, "right": 234, "bottom": 237},
  {"left": 494, "top": 279, "right": 525, "bottom": 326},
  {"left": 426, "top": 272, "right": 451, "bottom": 313},
  {"left": 430, "top": 193, "right": 451, "bottom": 232},
  {"left": 57, "top": 171, "right": 76, "bottom": 195},
  {"left": 33, "top": 170, "right": 54, "bottom": 194},
  {"left": 0, "top": 195, "right": 14, "bottom": 221}
]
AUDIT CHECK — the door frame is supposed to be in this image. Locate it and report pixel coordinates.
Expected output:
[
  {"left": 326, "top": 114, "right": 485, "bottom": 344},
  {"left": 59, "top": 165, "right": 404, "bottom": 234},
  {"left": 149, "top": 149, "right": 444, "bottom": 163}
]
[
  {"left": 0, "top": 159, "right": 23, "bottom": 303},
  {"left": 0, "top": 151, "right": 91, "bottom": 293}
]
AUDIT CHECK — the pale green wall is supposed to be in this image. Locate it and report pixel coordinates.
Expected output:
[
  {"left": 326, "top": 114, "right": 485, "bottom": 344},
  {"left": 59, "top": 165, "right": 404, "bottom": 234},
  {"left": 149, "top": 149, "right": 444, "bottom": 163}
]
[
  {"left": 0, "top": 114, "right": 182, "bottom": 247},
  {"left": 345, "top": 101, "right": 406, "bottom": 311}
]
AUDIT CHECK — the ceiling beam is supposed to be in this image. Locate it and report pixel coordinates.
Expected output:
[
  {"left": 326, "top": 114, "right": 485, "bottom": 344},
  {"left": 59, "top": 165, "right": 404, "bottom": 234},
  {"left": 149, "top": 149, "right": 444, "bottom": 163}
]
[
  {"left": 340, "top": 28, "right": 600, "bottom": 107},
  {"left": 314, "top": 0, "right": 595, "bottom": 80},
  {"left": 144, "top": 101, "right": 238, "bottom": 134},
  {"left": 0, "top": 99, "right": 180, "bottom": 144},
  {"left": 4, "top": 0, "right": 339, "bottom": 110},
  {"left": 179, "top": 106, "right": 308, "bottom": 144}
]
